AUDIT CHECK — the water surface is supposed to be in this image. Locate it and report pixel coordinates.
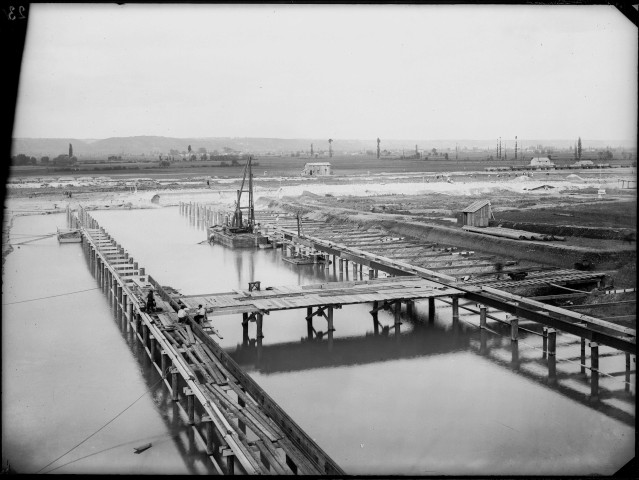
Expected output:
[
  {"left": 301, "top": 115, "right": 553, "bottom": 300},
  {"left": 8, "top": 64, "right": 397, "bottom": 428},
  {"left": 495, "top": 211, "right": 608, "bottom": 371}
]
[{"left": 2, "top": 206, "right": 634, "bottom": 475}]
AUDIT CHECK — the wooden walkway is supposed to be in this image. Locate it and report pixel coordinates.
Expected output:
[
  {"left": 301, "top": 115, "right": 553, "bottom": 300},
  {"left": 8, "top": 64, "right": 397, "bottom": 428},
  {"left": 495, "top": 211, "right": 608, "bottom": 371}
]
[
  {"left": 250, "top": 217, "right": 632, "bottom": 354},
  {"left": 176, "top": 203, "right": 633, "bottom": 353},
  {"left": 178, "top": 276, "right": 463, "bottom": 317},
  {"left": 75, "top": 207, "right": 345, "bottom": 476},
  {"left": 65, "top": 203, "right": 635, "bottom": 475}
]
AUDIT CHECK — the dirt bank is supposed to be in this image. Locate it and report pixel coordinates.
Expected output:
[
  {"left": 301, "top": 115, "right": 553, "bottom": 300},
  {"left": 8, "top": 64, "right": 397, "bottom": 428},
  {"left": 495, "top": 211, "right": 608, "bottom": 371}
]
[
  {"left": 270, "top": 198, "right": 636, "bottom": 277},
  {"left": 488, "top": 220, "right": 636, "bottom": 241}
]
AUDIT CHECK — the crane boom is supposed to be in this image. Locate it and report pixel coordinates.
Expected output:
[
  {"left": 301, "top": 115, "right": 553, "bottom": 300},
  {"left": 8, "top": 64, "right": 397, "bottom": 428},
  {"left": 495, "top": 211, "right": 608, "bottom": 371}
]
[{"left": 231, "top": 156, "right": 255, "bottom": 231}]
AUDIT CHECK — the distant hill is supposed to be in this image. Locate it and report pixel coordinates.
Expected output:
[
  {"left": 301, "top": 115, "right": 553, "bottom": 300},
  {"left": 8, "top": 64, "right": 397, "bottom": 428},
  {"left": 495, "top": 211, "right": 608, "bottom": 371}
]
[{"left": 11, "top": 136, "right": 633, "bottom": 157}]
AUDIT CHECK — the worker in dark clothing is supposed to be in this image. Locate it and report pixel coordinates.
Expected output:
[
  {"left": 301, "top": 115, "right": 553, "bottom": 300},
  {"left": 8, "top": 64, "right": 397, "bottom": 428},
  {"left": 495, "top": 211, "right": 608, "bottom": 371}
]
[
  {"left": 193, "top": 304, "right": 206, "bottom": 324},
  {"left": 146, "top": 289, "right": 156, "bottom": 312}
]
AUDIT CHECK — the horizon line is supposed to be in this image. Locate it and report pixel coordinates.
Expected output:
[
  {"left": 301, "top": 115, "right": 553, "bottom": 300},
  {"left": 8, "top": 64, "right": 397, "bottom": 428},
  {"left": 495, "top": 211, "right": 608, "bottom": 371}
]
[{"left": 12, "top": 135, "right": 636, "bottom": 143}]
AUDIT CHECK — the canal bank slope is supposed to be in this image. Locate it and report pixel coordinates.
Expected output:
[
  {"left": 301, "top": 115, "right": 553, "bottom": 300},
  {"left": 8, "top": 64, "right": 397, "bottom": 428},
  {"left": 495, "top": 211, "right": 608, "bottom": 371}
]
[{"left": 269, "top": 199, "right": 636, "bottom": 289}]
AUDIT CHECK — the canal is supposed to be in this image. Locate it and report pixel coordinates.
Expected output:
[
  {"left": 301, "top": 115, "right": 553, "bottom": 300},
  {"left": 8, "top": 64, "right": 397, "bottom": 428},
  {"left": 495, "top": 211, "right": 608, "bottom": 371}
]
[{"left": 2, "top": 206, "right": 634, "bottom": 475}]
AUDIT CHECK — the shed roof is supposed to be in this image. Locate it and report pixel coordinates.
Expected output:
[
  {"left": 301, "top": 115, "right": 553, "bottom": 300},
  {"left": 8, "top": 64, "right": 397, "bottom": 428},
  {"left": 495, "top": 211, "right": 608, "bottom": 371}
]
[
  {"left": 462, "top": 199, "right": 491, "bottom": 213},
  {"left": 304, "top": 162, "right": 332, "bottom": 166}
]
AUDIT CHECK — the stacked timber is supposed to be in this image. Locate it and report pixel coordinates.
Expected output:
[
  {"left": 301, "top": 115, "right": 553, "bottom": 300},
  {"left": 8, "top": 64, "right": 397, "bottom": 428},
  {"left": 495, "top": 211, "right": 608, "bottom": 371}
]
[{"left": 462, "top": 226, "right": 565, "bottom": 241}]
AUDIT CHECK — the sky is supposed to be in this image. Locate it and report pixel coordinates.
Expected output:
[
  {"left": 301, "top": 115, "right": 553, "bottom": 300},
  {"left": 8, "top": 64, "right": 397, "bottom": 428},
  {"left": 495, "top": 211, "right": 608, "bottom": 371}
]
[{"left": 11, "top": 4, "right": 638, "bottom": 142}]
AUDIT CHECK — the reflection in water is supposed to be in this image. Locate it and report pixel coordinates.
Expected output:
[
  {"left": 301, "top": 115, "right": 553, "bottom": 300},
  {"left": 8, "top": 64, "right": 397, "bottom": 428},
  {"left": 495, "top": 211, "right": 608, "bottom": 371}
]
[
  {"left": 231, "top": 320, "right": 471, "bottom": 373},
  {"left": 109, "top": 293, "right": 216, "bottom": 475},
  {"left": 82, "top": 207, "right": 634, "bottom": 475},
  {"left": 511, "top": 339, "right": 520, "bottom": 371},
  {"left": 231, "top": 313, "right": 634, "bottom": 427},
  {"left": 2, "top": 213, "right": 215, "bottom": 474}
]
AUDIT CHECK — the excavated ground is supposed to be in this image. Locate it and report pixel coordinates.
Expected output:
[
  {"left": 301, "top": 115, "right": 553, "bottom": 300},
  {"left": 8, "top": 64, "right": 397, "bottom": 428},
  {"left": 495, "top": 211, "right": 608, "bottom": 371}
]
[{"left": 4, "top": 169, "right": 636, "bottom": 320}]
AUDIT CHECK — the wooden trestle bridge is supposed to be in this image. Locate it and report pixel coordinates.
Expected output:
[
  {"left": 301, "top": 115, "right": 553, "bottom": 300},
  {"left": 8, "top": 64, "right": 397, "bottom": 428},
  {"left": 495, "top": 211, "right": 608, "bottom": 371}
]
[
  {"left": 68, "top": 202, "right": 635, "bottom": 475},
  {"left": 70, "top": 206, "right": 346, "bottom": 475}
]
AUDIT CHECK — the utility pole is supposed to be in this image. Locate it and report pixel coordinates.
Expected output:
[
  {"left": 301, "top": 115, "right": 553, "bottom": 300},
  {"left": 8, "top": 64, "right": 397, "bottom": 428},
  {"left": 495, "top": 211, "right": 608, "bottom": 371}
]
[
  {"left": 514, "top": 136, "right": 518, "bottom": 160},
  {"left": 377, "top": 138, "right": 381, "bottom": 159},
  {"left": 328, "top": 139, "right": 333, "bottom": 158},
  {"left": 310, "top": 143, "right": 313, "bottom": 156}
]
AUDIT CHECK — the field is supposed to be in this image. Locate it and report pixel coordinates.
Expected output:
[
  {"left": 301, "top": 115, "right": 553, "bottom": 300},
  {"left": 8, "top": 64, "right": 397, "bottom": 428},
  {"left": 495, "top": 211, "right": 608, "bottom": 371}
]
[
  {"left": 8, "top": 152, "right": 636, "bottom": 180},
  {"left": 4, "top": 159, "right": 637, "bottom": 292}
]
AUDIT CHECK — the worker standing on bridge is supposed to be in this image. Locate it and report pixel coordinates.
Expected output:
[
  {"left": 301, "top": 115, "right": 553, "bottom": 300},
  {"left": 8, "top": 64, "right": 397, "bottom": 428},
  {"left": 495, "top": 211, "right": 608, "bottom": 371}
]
[
  {"left": 146, "top": 288, "right": 156, "bottom": 313},
  {"left": 177, "top": 305, "right": 188, "bottom": 323},
  {"left": 194, "top": 304, "right": 206, "bottom": 325}
]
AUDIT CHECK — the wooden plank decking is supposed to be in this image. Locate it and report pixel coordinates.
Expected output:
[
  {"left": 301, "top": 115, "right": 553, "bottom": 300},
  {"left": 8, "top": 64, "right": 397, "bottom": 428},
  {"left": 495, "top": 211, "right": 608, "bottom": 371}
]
[
  {"left": 79, "top": 222, "right": 345, "bottom": 476},
  {"left": 178, "top": 276, "right": 463, "bottom": 316}
]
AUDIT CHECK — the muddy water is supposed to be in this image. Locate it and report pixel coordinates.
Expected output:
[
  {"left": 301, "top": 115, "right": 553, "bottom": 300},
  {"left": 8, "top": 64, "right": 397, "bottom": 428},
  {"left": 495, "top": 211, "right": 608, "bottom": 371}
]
[{"left": 2, "top": 207, "right": 634, "bottom": 475}]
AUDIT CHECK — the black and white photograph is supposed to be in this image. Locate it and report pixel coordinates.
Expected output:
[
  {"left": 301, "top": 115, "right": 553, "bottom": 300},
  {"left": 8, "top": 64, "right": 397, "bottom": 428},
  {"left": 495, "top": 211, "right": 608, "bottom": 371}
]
[{"left": 2, "top": 3, "right": 636, "bottom": 476}]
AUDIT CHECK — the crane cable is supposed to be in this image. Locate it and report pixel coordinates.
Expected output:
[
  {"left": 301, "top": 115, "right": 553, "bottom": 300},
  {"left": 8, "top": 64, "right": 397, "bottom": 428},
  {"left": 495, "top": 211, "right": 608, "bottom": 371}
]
[{"left": 36, "top": 368, "right": 170, "bottom": 474}]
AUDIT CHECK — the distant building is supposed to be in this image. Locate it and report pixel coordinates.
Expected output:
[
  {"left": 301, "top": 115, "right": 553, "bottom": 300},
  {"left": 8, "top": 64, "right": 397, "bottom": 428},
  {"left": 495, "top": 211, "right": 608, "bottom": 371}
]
[
  {"left": 460, "top": 199, "right": 492, "bottom": 227},
  {"left": 573, "top": 160, "right": 594, "bottom": 168},
  {"left": 302, "top": 162, "right": 332, "bottom": 176},
  {"left": 529, "top": 157, "right": 555, "bottom": 169}
]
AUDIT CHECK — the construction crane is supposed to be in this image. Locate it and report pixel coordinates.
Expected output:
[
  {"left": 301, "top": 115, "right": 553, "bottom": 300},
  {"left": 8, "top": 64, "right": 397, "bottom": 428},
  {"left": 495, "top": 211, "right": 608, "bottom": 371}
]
[{"left": 230, "top": 155, "right": 255, "bottom": 233}]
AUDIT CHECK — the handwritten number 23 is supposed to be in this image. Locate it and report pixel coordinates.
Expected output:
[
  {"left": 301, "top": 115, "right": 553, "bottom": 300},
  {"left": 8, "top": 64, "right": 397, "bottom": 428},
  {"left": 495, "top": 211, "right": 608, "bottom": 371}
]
[{"left": 7, "top": 6, "right": 26, "bottom": 20}]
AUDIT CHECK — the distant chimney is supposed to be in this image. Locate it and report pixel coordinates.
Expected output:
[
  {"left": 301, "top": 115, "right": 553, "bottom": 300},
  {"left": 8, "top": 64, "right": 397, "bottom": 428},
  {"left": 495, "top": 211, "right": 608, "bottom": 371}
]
[
  {"left": 377, "top": 138, "right": 381, "bottom": 159},
  {"left": 310, "top": 143, "right": 313, "bottom": 156},
  {"left": 69, "top": 143, "right": 73, "bottom": 158}
]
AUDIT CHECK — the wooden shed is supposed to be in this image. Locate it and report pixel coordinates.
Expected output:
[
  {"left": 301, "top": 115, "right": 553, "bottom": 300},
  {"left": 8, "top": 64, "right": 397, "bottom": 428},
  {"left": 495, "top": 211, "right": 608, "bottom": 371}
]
[
  {"left": 461, "top": 199, "right": 492, "bottom": 227},
  {"left": 302, "top": 162, "right": 332, "bottom": 176}
]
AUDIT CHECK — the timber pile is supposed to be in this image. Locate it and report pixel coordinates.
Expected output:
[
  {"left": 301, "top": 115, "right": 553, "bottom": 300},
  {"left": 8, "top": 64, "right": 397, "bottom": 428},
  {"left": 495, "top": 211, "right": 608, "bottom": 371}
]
[
  {"left": 260, "top": 217, "right": 604, "bottom": 291},
  {"left": 160, "top": 323, "right": 321, "bottom": 474},
  {"left": 462, "top": 225, "right": 565, "bottom": 241}
]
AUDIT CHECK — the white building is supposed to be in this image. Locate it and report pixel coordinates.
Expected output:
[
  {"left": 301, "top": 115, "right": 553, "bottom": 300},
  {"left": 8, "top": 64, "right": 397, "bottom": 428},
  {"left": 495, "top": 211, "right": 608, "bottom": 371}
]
[
  {"left": 529, "top": 157, "right": 555, "bottom": 169},
  {"left": 302, "top": 162, "right": 333, "bottom": 176},
  {"left": 573, "top": 160, "right": 594, "bottom": 168}
]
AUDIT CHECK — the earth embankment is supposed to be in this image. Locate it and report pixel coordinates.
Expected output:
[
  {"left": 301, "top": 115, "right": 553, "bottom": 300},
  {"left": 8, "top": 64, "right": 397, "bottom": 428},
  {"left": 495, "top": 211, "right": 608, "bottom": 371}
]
[{"left": 271, "top": 199, "right": 636, "bottom": 272}]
